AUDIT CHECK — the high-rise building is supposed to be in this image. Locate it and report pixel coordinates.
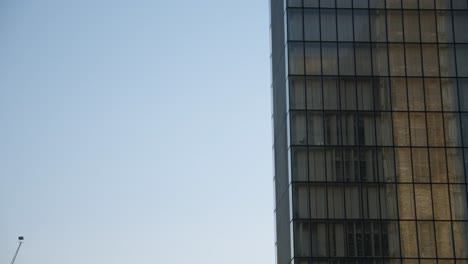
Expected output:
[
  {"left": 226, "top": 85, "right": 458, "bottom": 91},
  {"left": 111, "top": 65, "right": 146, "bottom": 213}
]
[{"left": 270, "top": 1, "right": 468, "bottom": 263}]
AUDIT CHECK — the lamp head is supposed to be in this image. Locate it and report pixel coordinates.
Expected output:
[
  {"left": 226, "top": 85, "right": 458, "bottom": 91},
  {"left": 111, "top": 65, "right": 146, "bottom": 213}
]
[{"left": 18, "top": 236, "right": 24, "bottom": 241}]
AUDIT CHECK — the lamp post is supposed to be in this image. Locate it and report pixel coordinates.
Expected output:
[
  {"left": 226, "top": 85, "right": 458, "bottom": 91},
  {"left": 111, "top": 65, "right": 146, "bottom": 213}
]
[{"left": 10, "top": 236, "right": 24, "bottom": 264}]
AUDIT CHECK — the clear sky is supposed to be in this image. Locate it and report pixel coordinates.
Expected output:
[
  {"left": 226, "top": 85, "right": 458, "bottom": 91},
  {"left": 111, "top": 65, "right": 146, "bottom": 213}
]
[{"left": 0, "top": 1, "right": 273, "bottom": 263}]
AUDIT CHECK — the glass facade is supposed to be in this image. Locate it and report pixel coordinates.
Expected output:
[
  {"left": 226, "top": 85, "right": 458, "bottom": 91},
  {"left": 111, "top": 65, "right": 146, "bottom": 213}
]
[{"left": 271, "top": 1, "right": 468, "bottom": 264}]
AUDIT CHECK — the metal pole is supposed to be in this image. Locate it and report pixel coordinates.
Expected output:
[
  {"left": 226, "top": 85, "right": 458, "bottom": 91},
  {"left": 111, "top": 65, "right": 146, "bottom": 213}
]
[{"left": 10, "top": 240, "right": 24, "bottom": 264}]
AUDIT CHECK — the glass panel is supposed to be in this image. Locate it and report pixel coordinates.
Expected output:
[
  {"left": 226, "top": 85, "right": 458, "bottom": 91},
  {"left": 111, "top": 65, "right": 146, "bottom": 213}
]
[
  {"left": 422, "top": 44, "right": 439, "bottom": 77},
  {"left": 357, "top": 79, "right": 373, "bottom": 110},
  {"left": 306, "top": 77, "right": 322, "bottom": 110},
  {"left": 344, "top": 149, "right": 361, "bottom": 181},
  {"left": 347, "top": 222, "right": 364, "bottom": 256},
  {"left": 425, "top": 78, "right": 442, "bottom": 111},
  {"left": 395, "top": 150, "right": 412, "bottom": 182},
  {"left": 445, "top": 113, "right": 462, "bottom": 147},
  {"left": 389, "top": 44, "right": 405, "bottom": 76},
  {"left": 435, "top": 221, "right": 454, "bottom": 258},
  {"left": 294, "top": 221, "right": 311, "bottom": 257},
  {"left": 387, "top": 10, "right": 403, "bottom": 42},
  {"left": 381, "top": 184, "right": 399, "bottom": 219},
  {"left": 426, "top": 113, "right": 445, "bottom": 146},
  {"left": 309, "top": 148, "right": 326, "bottom": 181},
  {"left": 393, "top": 113, "right": 410, "bottom": 146},
  {"left": 450, "top": 184, "right": 468, "bottom": 220},
  {"left": 418, "top": 221, "right": 436, "bottom": 258},
  {"left": 359, "top": 113, "right": 375, "bottom": 146},
  {"left": 398, "top": 184, "right": 415, "bottom": 219},
  {"left": 307, "top": 112, "right": 324, "bottom": 145},
  {"left": 419, "top": 0, "right": 434, "bottom": 8},
  {"left": 395, "top": 259, "right": 409, "bottom": 263},
  {"left": 459, "top": 79, "right": 468, "bottom": 111},
  {"left": 437, "top": 11, "right": 454, "bottom": 43},
  {"left": 341, "top": 113, "right": 357, "bottom": 145},
  {"left": 324, "top": 113, "right": 341, "bottom": 145},
  {"left": 457, "top": 44, "right": 468, "bottom": 77},
  {"left": 386, "top": 0, "right": 401, "bottom": 8},
  {"left": 402, "top": 0, "right": 417, "bottom": 8},
  {"left": 403, "top": 10, "right": 419, "bottom": 42},
  {"left": 340, "top": 79, "right": 356, "bottom": 110},
  {"left": 435, "top": 0, "right": 451, "bottom": 9},
  {"left": 326, "top": 148, "right": 342, "bottom": 181},
  {"left": 353, "top": 0, "right": 367, "bottom": 8},
  {"left": 292, "top": 147, "right": 308, "bottom": 181},
  {"left": 291, "top": 111, "right": 307, "bottom": 145},
  {"left": 294, "top": 184, "right": 310, "bottom": 218},
  {"left": 310, "top": 186, "right": 327, "bottom": 218},
  {"left": 377, "top": 148, "right": 396, "bottom": 182},
  {"left": 303, "top": 0, "right": 318, "bottom": 7},
  {"left": 323, "top": 78, "right": 339, "bottom": 110},
  {"left": 385, "top": 221, "right": 401, "bottom": 257},
  {"left": 407, "top": 78, "right": 424, "bottom": 111},
  {"left": 399, "top": 221, "right": 418, "bottom": 257},
  {"left": 338, "top": 43, "right": 355, "bottom": 76},
  {"left": 337, "top": 9, "right": 353, "bottom": 42},
  {"left": 453, "top": 222, "right": 468, "bottom": 258},
  {"left": 321, "top": 9, "right": 336, "bottom": 41},
  {"left": 345, "top": 186, "right": 362, "bottom": 218},
  {"left": 329, "top": 222, "right": 346, "bottom": 256},
  {"left": 454, "top": 11, "right": 468, "bottom": 43},
  {"left": 319, "top": 0, "right": 334, "bottom": 7},
  {"left": 429, "top": 148, "right": 448, "bottom": 183},
  {"left": 465, "top": 149, "right": 468, "bottom": 183},
  {"left": 405, "top": 44, "right": 422, "bottom": 77},
  {"left": 442, "top": 78, "right": 459, "bottom": 111},
  {"left": 364, "top": 186, "right": 380, "bottom": 219},
  {"left": 376, "top": 113, "right": 393, "bottom": 146},
  {"left": 412, "top": 148, "right": 429, "bottom": 183},
  {"left": 304, "top": 9, "right": 320, "bottom": 41},
  {"left": 371, "top": 10, "right": 387, "bottom": 42},
  {"left": 355, "top": 44, "right": 372, "bottom": 76},
  {"left": 374, "top": 78, "right": 391, "bottom": 110},
  {"left": 419, "top": 260, "right": 437, "bottom": 264},
  {"left": 453, "top": 0, "right": 468, "bottom": 9},
  {"left": 288, "top": 0, "right": 302, "bottom": 7},
  {"left": 420, "top": 10, "right": 437, "bottom": 43},
  {"left": 305, "top": 43, "right": 321, "bottom": 75},
  {"left": 290, "top": 77, "right": 306, "bottom": 110},
  {"left": 391, "top": 78, "right": 407, "bottom": 111},
  {"left": 354, "top": 10, "right": 370, "bottom": 42},
  {"left": 336, "top": 0, "right": 352, "bottom": 8},
  {"left": 289, "top": 43, "right": 305, "bottom": 75},
  {"left": 322, "top": 43, "right": 338, "bottom": 75},
  {"left": 440, "top": 44, "right": 456, "bottom": 77},
  {"left": 432, "top": 184, "right": 451, "bottom": 220},
  {"left": 311, "top": 223, "right": 328, "bottom": 257},
  {"left": 372, "top": 44, "right": 389, "bottom": 76},
  {"left": 361, "top": 149, "right": 378, "bottom": 182},
  {"left": 414, "top": 184, "right": 433, "bottom": 219},
  {"left": 438, "top": 261, "right": 455, "bottom": 264},
  {"left": 447, "top": 148, "right": 465, "bottom": 183},
  {"left": 410, "top": 113, "right": 427, "bottom": 147},
  {"left": 370, "top": 0, "right": 385, "bottom": 8},
  {"left": 288, "top": 9, "right": 303, "bottom": 41},
  {"left": 327, "top": 185, "right": 345, "bottom": 219}
]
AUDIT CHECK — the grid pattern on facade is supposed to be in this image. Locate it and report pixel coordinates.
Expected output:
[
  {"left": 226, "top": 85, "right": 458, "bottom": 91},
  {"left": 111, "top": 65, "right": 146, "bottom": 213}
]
[{"left": 278, "top": 0, "right": 468, "bottom": 263}]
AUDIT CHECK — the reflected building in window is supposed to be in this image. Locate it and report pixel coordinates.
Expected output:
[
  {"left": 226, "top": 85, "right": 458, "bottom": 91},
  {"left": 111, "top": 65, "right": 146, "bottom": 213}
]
[{"left": 270, "top": 1, "right": 468, "bottom": 264}]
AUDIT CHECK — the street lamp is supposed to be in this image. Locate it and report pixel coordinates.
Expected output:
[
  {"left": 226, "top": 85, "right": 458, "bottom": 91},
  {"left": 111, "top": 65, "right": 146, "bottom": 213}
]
[{"left": 10, "top": 236, "right": 24, "bottom": 264}]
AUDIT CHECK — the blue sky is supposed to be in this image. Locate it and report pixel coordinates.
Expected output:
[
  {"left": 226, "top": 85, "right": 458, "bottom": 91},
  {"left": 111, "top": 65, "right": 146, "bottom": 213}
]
[{"left": 0, "top": 1, "right": 273, "bottom": 263}]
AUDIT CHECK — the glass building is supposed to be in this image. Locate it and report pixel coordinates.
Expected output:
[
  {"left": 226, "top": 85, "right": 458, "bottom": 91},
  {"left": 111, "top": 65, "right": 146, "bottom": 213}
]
[{"left": 270, "top": 1, "right": 468, "bottom": 263}]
